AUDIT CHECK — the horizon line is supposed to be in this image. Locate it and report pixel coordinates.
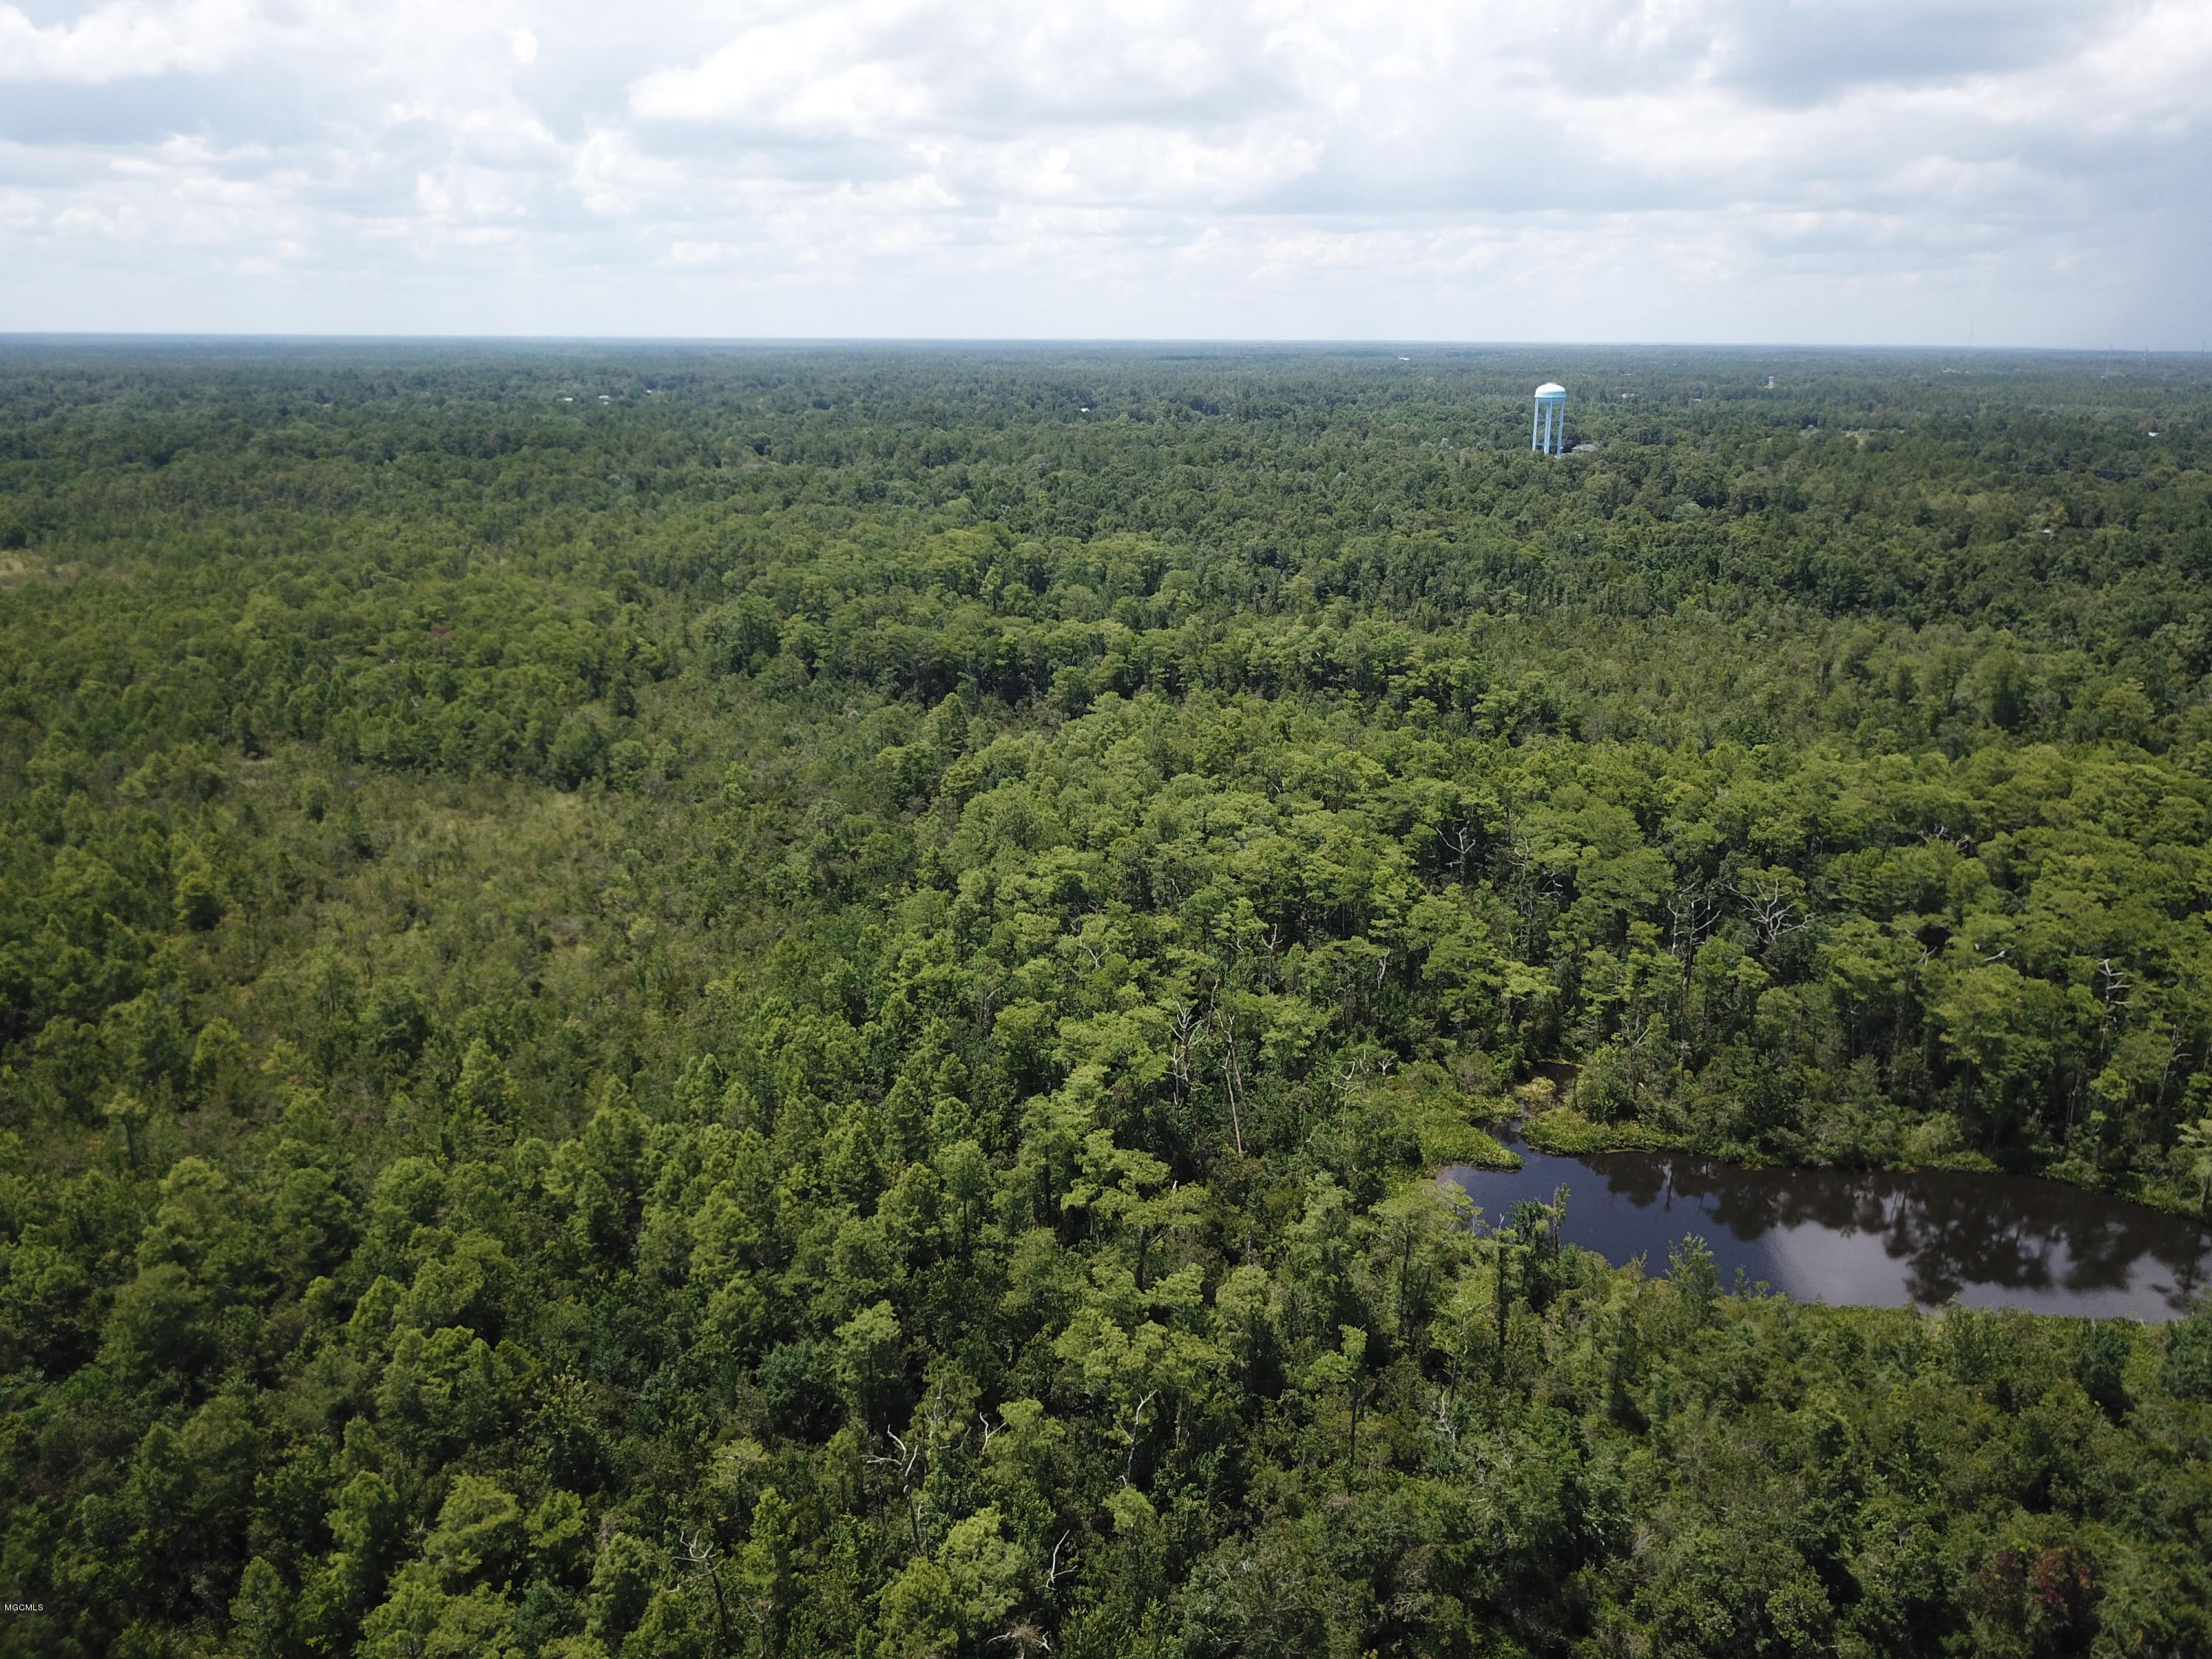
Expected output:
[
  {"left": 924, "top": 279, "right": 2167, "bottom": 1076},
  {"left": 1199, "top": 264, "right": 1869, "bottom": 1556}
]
[{"left": 0, "top": 331, "right": 2206, "bottom": 358}]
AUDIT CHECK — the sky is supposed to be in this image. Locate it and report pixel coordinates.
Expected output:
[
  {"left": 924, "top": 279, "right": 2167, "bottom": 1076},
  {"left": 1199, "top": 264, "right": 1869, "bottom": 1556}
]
[{"left": 1, "top": 0, "right": 2208, "bottom": 347}]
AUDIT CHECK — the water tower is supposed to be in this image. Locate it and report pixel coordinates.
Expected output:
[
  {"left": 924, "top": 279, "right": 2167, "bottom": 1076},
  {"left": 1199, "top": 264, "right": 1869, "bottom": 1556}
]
[{"left": 1531, "top": 383, "right": 1566, "bottom": 456}]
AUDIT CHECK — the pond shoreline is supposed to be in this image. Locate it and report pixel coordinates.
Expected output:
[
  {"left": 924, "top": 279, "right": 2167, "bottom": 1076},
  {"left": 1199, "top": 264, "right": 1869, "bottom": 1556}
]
[{"left": 1482, "top": 1101, "right": 2212, "bottom": 1226}]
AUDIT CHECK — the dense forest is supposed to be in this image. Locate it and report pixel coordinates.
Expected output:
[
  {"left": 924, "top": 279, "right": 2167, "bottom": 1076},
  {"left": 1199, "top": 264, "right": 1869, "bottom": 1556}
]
[{"left": 1, "top": 340, "right": 2210, "bottom": 1657}]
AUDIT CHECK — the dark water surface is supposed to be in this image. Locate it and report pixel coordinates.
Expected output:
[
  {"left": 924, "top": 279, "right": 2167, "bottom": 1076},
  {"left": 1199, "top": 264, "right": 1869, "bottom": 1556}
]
[{"left": 1444, "top": 1138, "right": 2212, "bottom": 1319}]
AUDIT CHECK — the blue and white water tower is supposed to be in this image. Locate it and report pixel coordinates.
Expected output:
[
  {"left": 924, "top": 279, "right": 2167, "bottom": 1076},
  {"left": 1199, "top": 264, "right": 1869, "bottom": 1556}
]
[{"left": 1531, "top": 382, "right": 1566, "bottom": 456}]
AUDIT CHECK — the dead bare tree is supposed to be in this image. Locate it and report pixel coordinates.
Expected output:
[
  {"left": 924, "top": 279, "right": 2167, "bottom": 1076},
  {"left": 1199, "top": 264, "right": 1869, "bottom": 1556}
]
[
  {"left": 1167, "top": 1000, "right": 1203, "bottom": 1108},
  {"left": 863, "top": 1430, "right": 927, "bottom": 1554},
  {"left": 1439, "top": 819, "right": 1482, "bottom": 883},
  {"left": 1043, "top": 1531, "right": 1072, "bottom": 1591},
  {"left": 2097, "top": 958, "right": 2134, "bottom": 1029},
  {"left": 1214, "top": 1001, "right": 1247, "bottom": 1156},
  {"left": 677, "top": 1529, "right": 734, "bottom": 1657},
  {"left": 1666, "top": 881, "right": 1719, "bottom": 960},
  {"left": 1725, "top": 868, "right": 1810, "bottom": 950},
  {"left": 1122, "top": 1388, "right": 1159, "bottom": 1482}
]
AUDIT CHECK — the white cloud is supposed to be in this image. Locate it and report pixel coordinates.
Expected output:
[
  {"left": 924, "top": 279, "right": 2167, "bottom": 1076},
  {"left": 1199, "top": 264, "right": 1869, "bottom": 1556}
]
[
  {"left": 0, "top": 0, "right": 2206, "bottom": 344},
  {"left": 0, "top": 0, "right": 260, "bottom": 85}
]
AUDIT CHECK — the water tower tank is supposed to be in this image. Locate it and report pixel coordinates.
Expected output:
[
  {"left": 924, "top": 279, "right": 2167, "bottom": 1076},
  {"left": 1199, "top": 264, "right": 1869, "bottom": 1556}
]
[{"left": 1531, "top": 383, "right": 1567, "bottom": 456}]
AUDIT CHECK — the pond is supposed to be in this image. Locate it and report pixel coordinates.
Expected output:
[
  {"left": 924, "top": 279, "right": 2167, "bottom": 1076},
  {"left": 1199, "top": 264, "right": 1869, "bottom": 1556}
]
[{"left": 1443, "top": 1135, "right": 2212, "bottom": 1320}]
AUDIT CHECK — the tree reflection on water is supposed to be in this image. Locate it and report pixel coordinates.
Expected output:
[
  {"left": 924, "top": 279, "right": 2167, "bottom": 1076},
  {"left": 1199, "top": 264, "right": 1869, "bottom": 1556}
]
[{"left": 1450, "top": 1143, "right": 2212, "bottom": 1318}]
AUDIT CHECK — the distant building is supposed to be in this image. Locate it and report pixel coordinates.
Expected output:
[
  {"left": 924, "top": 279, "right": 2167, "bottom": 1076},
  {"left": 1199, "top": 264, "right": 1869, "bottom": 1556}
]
[{"left": 1531, "top": 383, "right": 1566, "bottom": 456}]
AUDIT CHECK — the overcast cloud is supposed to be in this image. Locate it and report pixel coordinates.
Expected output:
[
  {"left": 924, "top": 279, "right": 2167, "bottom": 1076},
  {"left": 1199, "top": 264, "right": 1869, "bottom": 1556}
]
[{"left": 0, "top": 0, "right": 2205, "bottom": 344}]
